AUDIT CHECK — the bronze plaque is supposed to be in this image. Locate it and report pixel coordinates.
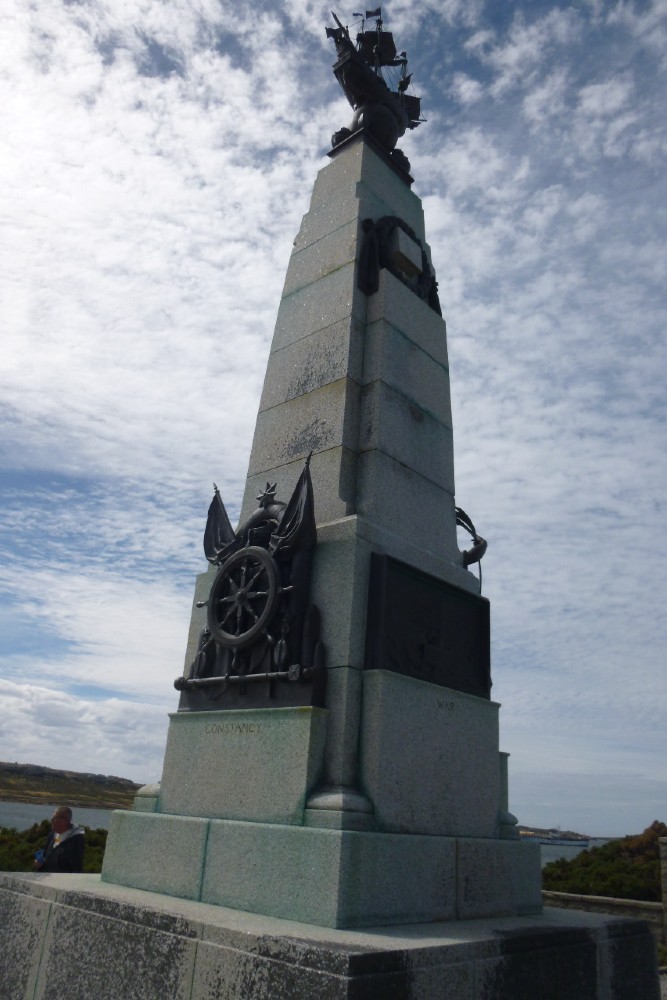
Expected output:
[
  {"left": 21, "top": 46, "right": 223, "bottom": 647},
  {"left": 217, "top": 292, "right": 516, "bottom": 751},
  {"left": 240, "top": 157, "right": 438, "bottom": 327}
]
[{"left": 365, "top": 554, "right": 491, "bottom": 699}]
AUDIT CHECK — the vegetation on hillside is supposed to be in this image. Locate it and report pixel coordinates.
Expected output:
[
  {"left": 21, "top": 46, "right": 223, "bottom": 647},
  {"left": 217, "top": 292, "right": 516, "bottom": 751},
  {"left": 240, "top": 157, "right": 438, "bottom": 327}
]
[
  {"left": 0, "top": 762, "right": 141, "bottom": 809},
  {"left": 0, "top": 821, "right": 108, "bottom": 873},
  {"left": 542, "top": 821, "right": 666, "bottom": 902}
]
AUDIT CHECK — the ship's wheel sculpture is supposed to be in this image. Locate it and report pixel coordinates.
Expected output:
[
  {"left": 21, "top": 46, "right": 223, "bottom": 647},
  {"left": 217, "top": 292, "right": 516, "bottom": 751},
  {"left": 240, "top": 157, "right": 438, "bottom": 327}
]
[
  {"left": 174, "top": 456, "right": 326, "bottom": 710},
  {"left": 207, "top": 546, "right": 281, "bottom": 648}
]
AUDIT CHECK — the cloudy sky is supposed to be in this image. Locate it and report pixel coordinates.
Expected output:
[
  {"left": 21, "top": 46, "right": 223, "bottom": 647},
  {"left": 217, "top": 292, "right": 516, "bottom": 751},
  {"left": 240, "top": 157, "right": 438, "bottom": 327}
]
[{"left": 1, "top": 0, "right": 665, "bottom": 838}]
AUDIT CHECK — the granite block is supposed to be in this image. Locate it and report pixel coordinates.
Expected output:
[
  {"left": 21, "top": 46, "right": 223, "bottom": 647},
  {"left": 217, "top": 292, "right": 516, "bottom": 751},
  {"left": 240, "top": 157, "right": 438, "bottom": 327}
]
[
  {"left": 354, "top": 513, "right": 480, "bottom": 595},
  {"left": 359, "top": 379, "right": 455, "bottom": 492},
  {"left": 408, "top": 961, "right": 474, "bottom": 1000},
  {"left": 33, "top": 892, "right": 198, "bottom": 1000},
  {"left": 201, "top": 821, "right": 346, "bottom": 925},
  {"left": 240, "top": 446, "right": 357, "bottom": 524},
  {"left": 198, "top": 918, "right": 355, "bottom": 977},
  {"left": 335, "top": 828, "right": 457, "bottom": 928},
  {"left": 271, "top": 262, "right": 363, "bottom": 353},
  {"left": 366, "top": 269, "right": 448, "bottom": 364},
  {"left": 0, "top": 871, "right": 59, "bottom": 902},
  {"left": 101, "top": 811, "right": 209, "bottom": 900},
  {"left": 248, "top": 378, "right": 361, "bottom": 476},
  {"left": 293, "top": 159, "right": 364, "bottom": 252},
  {"left": 158, "top": 707, "right": 327, "bottom": 824},
  {"left": 603, "top": 918, "right": 661, "bottom": 1000},
  {"left": 456, "top": 840, "right": 517, "bottom": 920},
  {"left": 476, "top": 925, "right": 598, "bottom": 1000},
  {"left": 354, "top": 152, "right": 426, "bottom": 242},
  {"left": 259, "top": 317, "right": 365, "bottom": 412},
  {"left": 310, "top": 516, "right": 372, "bottom": 670},
  {"left": 356, "top": 449, "right": 459, "bottom": 560},
  {"left": 282, "top": 219, "right": 359, "bottom": 299},
  {"left": 191, "top": 939, "right": 348, "bottom": 1000},
  {"left": 295, "top": 141, "right": 425, "bottom": 252},
  {"left": 46, "top": 885, "right": 203, "bottom": 938},
  {"left": 362, "top": 317, "right": 452, "bottom": 425},
  {"left": 1, "top": 873, "right": 659, "bottom": 998},
  {"left": 360, "top": 671, "right": 501, "bottom": 837},
  {"left": 508, "top": 840, "right": 543, "bottom": 914},
  {"left": 200, "top": 820, "right": 457, "bottom": 928},
  {"left": 0, "top": 886, "right": 51, "bottom": 1000}
]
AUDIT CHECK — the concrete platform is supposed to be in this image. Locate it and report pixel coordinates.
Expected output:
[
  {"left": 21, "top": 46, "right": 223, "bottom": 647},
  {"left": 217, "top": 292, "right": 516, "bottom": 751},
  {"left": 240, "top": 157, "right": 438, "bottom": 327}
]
[{"left": 0, "top": 872, "right": 659, "bottom": 999}]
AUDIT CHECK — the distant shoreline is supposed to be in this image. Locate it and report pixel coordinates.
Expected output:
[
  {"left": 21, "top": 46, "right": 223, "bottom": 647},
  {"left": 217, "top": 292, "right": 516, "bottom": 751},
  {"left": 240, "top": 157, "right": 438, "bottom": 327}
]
[
  {"left": 0, "top": 792, "right": 135, "bottom": 809},
  {"left": 0, "top": 761, "right": 142, "bottom": 811},
  {"left": 518, "top": 824, "right": 595, "bottom": 842}
]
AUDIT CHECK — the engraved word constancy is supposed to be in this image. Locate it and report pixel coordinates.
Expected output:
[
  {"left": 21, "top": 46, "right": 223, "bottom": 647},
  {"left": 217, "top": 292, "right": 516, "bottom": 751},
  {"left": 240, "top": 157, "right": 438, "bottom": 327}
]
[{"left": 205, "top": 722, "right": 262, "bottom": 734}]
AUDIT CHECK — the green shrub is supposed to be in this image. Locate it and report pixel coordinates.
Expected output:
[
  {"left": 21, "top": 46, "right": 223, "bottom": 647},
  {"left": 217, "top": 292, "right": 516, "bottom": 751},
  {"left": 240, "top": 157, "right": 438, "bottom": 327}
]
[
  {"left": 542, "top": 821, "right": 666, "bottom": 901},
  {"left": 0, "top": 821, "right": 108, "bottom": 873}
]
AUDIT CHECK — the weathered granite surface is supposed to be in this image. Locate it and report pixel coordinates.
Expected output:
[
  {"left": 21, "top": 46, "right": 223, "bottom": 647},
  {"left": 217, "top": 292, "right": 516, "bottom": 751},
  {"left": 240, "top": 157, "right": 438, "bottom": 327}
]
[
  {"left": 359, "top": 671, "right": 501, "bottom": 837},
  {"left": 158, "top": 707, "right": 327, "bottom": 824},
  {"left": 0, "top": 873, "right": 659, "bottom": 1000},
  {"left": 102, "top": 808, "right": 540, "bottom": 928}
]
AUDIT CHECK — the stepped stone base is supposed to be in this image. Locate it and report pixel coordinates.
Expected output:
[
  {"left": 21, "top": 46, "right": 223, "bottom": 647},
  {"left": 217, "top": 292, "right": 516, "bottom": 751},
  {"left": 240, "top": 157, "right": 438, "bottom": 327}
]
[
  {"left": 0, "top": 873, "right": 659, "bottom": 1000},
  {"left": 101, "top": 811, "right": 541, "bottom": 928}
]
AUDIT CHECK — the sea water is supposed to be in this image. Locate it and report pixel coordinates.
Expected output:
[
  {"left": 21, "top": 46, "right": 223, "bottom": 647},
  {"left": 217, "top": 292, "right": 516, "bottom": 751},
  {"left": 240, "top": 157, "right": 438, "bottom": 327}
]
[
  {"left": 0, "top": 802, "right": 614, "bottom": 860},
  {"left": 541, "top": 838, "right": 612, "bottom": 867},
  {"left": 0, "top": 800, "right": 114, "bottom": 831}
]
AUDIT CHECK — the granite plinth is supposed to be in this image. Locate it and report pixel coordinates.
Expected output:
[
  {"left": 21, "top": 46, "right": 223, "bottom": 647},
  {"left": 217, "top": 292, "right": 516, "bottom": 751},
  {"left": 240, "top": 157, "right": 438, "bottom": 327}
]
[
  {"left": 102, "top": 812, "right": 209, "bottom": 899},
  {"left": 359, "top": 672, "right": 501, "bottom": 838},
  {"left": 102, "top": 808, "right": 539, "bottom": 928},
  {"left": 158, "top": 707, "right": 327, "bottom": 824},
  {"left": 0, "top": 873, "right": 658, "bottom": 1000}
]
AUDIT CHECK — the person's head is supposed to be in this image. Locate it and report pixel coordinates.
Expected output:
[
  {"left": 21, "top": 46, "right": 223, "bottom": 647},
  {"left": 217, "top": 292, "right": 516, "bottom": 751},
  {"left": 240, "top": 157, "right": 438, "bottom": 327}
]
[{"left": 51, "top": 806, "right": 73, "bottom": 834}]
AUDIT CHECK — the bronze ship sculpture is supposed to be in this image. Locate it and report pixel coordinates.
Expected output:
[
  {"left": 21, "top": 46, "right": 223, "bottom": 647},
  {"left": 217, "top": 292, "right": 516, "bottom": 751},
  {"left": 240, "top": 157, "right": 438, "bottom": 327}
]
[{"left": 327, "top": 8, "right": 423, "bottom": 172}]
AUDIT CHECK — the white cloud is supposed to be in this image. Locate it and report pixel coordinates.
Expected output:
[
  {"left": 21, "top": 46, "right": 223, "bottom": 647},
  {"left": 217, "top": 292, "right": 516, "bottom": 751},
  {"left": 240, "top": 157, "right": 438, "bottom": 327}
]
[
  {"left": 0, "top": 679, "right": 169, "bottom": 781},
  {"left": 482, "top": 9, "right": 581, "bottom": 98},
  {"left": 1, "top": 0, "right": 666, "bottom": 840},
  {"left": 522, "top": 68, "right": 570, "bottom": 128},
  {"left": 578, "top": 75, "right": 634, "bottom": 117},
  {"left": 450, "top": 72, "right": 484, "bottom": 106}
]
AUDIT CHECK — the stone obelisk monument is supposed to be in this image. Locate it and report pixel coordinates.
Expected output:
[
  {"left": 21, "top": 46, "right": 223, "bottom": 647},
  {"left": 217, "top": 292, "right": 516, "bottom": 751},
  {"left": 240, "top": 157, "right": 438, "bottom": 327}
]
[
  {"left": 2, "top": 14, "right": 659, "bottom": 1000},
  {"left": 100, "top": 10, "right": 541, "bottom": 928}
]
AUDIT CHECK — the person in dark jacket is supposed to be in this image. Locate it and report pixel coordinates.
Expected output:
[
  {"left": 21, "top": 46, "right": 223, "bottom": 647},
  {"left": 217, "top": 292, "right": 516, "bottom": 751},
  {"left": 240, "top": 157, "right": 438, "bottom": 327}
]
[{"left": 35, "top": 806, "right": 85, "bottom": 873}]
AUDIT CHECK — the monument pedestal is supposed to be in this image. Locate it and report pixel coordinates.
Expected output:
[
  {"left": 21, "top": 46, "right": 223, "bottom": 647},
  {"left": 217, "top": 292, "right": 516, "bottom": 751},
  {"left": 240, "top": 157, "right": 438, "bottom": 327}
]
[
  {"left": 0, "top": 873, "right": 659, "bottom": 1000},
  {"left": 102, "top": 814, "right": 541, "bottom": 930},
  {"left": 101, "top": 669, "right": 541, "bottom": 928}
]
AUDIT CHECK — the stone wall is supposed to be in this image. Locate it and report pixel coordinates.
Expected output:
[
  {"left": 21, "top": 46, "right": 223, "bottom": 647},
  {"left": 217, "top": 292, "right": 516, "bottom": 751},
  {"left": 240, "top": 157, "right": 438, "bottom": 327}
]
[
  {"left": 543, "top": 891, "right": 664, "bottom": 946},
  {"left": 543, "top": 836, "right": 667, "bottom": 954},
  {"left": 0, "top": 872, "right": 661, "bottom": 1000}
]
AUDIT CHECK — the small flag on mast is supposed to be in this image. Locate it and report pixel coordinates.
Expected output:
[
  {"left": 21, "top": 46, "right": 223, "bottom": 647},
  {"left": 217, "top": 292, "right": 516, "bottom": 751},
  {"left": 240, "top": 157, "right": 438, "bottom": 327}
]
[{"left": 203, "top": 484, "right": 235, "bottom": 564}]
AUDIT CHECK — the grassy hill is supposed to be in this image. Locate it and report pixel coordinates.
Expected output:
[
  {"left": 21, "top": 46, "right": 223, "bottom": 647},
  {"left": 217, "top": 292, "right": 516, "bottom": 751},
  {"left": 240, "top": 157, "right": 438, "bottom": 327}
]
[{"left": 0, "top": 762, "right": 142, "bottom": 810}]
